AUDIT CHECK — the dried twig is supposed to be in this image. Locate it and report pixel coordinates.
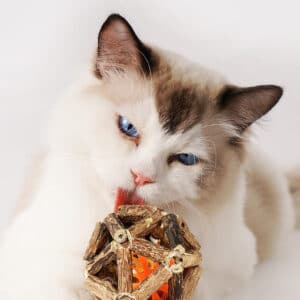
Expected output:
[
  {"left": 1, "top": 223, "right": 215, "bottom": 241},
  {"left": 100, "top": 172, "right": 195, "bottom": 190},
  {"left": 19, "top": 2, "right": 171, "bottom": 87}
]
[{"left": 84, "top": 205, "right": 202, "bottom": 300}]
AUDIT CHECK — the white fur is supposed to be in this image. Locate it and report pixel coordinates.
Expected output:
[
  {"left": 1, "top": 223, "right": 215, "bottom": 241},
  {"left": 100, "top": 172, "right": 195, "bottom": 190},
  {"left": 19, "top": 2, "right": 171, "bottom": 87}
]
[{"left": 0, "top": 56, "right": 296, "bottom": 300}]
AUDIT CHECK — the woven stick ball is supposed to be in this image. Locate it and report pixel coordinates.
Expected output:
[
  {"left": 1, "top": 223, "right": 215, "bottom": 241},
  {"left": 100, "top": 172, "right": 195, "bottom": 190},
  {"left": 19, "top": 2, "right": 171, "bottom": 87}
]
[{"left": 84, "top": 205, "right": 202, "bottom": 300}]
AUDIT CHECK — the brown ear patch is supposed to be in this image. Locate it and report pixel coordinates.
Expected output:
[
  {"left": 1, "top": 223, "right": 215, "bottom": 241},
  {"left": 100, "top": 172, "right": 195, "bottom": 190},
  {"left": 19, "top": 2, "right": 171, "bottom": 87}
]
[
  {"left": 218, "top": 85, "right": 283, "bottom": 132},
  {"left": 95, "top": 14, "right": 157, "bottom": 79}
]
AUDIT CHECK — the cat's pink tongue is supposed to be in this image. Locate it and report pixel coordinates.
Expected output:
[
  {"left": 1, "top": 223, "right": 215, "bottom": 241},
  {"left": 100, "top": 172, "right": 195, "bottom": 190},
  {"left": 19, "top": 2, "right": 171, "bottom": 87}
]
[{"left": 114, "top": 187, "right": 145, "bottom": 212}]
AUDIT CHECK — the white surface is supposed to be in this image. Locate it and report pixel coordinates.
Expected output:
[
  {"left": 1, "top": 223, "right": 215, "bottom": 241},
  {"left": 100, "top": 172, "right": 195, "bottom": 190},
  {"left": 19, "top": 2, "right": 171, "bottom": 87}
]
[{"left": 1, "top": 1, "right": 300, "bottom": 299}]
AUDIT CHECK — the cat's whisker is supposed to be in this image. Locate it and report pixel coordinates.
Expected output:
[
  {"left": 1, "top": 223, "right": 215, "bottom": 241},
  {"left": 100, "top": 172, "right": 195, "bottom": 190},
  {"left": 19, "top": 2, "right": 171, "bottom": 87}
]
[{"left": 137, "top": 49, "right": 154, "bottom": 87}]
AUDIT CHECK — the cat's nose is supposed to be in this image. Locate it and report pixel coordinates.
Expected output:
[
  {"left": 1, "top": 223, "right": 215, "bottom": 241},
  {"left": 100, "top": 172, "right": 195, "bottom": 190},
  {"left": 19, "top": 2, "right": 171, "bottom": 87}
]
[{"left": 131, "top": 169, "right": 154, "bottom": 186}]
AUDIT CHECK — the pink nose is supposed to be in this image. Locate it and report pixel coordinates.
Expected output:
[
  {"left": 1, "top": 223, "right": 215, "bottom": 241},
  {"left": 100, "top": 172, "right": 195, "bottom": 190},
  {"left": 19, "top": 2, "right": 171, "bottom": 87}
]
[{"left": 131, "top": 169, "right": 154, "bottom": 186}]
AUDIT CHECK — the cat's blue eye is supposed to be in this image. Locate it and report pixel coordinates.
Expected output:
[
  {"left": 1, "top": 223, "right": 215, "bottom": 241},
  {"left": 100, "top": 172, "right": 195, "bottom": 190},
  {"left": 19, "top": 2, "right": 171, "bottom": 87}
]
[
  {"left": 175, "top": 153, "right": 200, "bottom": 166},
  {"left": 118, "top": 115, "right": 138, "bottom": 138}
]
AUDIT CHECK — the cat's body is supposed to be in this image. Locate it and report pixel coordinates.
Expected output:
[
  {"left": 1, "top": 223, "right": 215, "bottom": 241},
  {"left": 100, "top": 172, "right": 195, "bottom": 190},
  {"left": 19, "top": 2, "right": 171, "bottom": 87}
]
[{"left": 0, "top": 14, "right": 299, "bottom": 300}]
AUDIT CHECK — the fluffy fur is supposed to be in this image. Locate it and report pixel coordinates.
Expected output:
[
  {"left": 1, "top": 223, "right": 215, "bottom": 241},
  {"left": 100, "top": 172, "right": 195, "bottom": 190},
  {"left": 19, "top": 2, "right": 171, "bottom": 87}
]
[
  {"left": 0, "top": 14, "right": 297, "bottom": 300},
  {"left": 287, "top": 166, "right": 300, "bottom": 229}
]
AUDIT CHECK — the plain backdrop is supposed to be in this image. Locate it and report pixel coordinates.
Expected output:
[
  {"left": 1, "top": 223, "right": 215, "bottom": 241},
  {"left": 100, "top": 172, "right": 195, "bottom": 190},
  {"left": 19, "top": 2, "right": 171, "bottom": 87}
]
[
  {"left": 1, "top": 0, "right": 300, "bottom": 232},
  {"left": 1, "top": 2, "right": 300, "bottom": 299}
]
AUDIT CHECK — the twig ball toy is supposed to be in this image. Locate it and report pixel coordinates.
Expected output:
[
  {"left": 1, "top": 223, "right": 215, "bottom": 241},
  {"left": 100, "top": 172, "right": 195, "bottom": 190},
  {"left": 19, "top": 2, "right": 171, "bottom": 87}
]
[{"left": 84, "top": 205, "right": 202, "bottom": 300}]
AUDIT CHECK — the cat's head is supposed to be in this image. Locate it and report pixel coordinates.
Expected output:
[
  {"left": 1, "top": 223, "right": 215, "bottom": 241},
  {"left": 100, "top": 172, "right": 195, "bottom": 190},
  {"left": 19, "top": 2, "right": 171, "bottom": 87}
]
[{"left": 50, "top": 14, "right": 282, "bottom": 209}]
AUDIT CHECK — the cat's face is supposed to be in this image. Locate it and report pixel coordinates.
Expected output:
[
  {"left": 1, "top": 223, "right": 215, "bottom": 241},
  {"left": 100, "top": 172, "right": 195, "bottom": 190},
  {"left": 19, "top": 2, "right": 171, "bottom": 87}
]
[
  {"left": 51, "top": 14, "right": 282, "bottom": 209},
  {"left": 89, "top": 74, "right": 218, "bottom": 207}
]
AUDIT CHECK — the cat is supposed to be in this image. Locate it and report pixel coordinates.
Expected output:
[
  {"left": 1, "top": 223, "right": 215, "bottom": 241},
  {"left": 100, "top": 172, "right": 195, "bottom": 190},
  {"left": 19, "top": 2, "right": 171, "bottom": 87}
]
[{"left": 0, "top": 13, "right": 299, "bottom": 300}]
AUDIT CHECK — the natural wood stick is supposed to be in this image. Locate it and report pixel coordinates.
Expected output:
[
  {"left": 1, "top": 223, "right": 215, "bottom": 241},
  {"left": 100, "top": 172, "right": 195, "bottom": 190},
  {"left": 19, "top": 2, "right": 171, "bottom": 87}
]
[
  {"left": 151, "top": 225, "right": 168, "bottom": 244},
  {"left": 104, "top": 213, "right": 127, "bottom": 243},
  {"left": 85, "top": 275, "right": 117, "bottom": 300},
  {"left": 84, "top": 222, "right": 110, "bottom": 261},
  {"left": 84, "top": 206, "right": 202, "bottom": 300},
  {"left": 132, "top": 266, "right": 173, "bottom": 300},
  {"left": 128, "top": 209, "right": 164, "bottom": 238},
  {"left": 161, "top": 214, "right": 186, "bottom": 248},
  {"left": 159, "top": 214, "right": 185, "bottom": 300},
  {"left": 182, "top": 267, "right": 201, "bottom": 300},
  {"left": 86, "top": 243, "right": 116, "bottom": 275},
  {"left": 130, "top": 238, "right": 170, "bottom": 263},
  {"left": 117, "top": 247, "right": 133, "bottom": 293},
  {"left": 168, "top": 274, "right": 184, "bottom": 300},
  {"left": 115, "top": 294, "right": 134, "bottom": 300},
  {"left": 117, "top": 205, "right": 157, "bottom": 221},
  {"left": 177, "top": 216, "right": 201, "bottom": 250},
  {"left": 181, "top": 252, "right": 202, "bottom": 268},
  {"left": 98, "top": 271, "right": 118, "bottom": 291}
]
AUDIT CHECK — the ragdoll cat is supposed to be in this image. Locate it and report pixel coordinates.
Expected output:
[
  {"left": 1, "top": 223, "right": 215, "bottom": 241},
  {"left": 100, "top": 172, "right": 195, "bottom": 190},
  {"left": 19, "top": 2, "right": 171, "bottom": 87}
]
[{"left": 0, "top": 14, "right": 299, "bottom": 300}]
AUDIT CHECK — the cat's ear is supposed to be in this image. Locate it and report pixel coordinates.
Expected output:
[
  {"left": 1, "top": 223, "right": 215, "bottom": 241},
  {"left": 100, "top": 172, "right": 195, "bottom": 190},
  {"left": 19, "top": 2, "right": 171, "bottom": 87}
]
[
  {"left": 219, "top": 85, "right": 283, "bottom": 131},
  {"left": 95, "top": 14, "right": 154, "bottom": 79}
]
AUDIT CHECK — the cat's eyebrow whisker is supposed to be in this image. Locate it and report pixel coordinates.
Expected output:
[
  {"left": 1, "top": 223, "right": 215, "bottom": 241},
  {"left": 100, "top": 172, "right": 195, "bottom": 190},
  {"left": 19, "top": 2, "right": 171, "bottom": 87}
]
[
  {"left": 200, "top": 121, "right": 241, "bottom": 137},
  {"left": 137, "top": 49, "right": 154, "bottom": 87},
  {"left": 200, "top": 122, "right": 229, "bottom": 129},
  {"left": 198, "top": 138, "right": 217, "bottom": 173},
  {"left": 101, "top": 51, "right": 154, "bottom": 98}
]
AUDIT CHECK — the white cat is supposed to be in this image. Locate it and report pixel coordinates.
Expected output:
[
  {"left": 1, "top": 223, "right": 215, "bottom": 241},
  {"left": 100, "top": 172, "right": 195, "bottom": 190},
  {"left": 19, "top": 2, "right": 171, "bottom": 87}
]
[{"left": 0, "top": 14, "right": 299, "bottom": 300}]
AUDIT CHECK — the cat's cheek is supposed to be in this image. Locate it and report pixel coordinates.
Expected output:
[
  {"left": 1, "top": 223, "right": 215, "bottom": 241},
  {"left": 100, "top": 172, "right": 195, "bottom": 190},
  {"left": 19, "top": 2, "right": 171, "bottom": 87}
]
[
  {"left": 94, "top": 164, "right": 135, "bottom": 192},
  {"left": 168, "top": 166, "right": 201, "bottom": 200}
]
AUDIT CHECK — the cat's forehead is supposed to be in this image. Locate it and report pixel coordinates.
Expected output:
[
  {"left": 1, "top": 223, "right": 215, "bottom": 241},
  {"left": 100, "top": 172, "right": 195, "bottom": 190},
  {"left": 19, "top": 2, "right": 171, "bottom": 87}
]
[
  {"left": 155, "top": 77, "right": 209, "bottom": 134},
  {"left": 108, "top": 47, "right": 226, "bottom": 138},
  {"left": 118, "top": 98, "right": 208, "bottom": 159},
  {"left": 152, "top": 48, "right": 226, "bottom": 134}
]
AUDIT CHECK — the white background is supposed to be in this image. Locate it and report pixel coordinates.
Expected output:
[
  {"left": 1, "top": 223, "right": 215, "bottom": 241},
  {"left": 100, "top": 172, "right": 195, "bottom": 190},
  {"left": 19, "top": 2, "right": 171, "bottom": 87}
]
[{"left": 1, "top": 0, "right": 300, "bottom": 232}]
